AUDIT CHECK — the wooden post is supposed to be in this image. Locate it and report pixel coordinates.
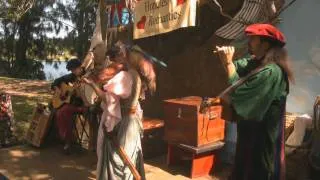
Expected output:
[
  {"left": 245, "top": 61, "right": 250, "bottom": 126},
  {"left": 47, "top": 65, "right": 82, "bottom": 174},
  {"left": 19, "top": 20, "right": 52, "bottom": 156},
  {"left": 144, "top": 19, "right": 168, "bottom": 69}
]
[{"left": 99, "top": 0, "right": 107, "bottom": 43}]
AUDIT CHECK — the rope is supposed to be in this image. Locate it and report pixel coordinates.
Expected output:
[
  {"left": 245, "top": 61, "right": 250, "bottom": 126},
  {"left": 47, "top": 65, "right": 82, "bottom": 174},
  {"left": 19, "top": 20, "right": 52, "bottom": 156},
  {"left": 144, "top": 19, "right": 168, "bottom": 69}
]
[
  {"left": 212, "top": 0, "right": 299, "bottom": 26},
  {"left": 270, "top": 0, "right": 298, "bottom": 23},
  {"left": 212, "top": 0, "right": 250, "bottom": 25}
]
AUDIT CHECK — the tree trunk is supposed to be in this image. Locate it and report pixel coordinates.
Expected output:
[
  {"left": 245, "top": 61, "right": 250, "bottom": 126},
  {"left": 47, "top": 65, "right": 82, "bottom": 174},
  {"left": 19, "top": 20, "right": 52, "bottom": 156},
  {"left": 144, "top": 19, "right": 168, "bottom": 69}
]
[
  {"left": 15, "top": 20, "right": 29, "bottom": 65},
  {"left": 77, "top": 10, "right": 85, "bottom": 59}
]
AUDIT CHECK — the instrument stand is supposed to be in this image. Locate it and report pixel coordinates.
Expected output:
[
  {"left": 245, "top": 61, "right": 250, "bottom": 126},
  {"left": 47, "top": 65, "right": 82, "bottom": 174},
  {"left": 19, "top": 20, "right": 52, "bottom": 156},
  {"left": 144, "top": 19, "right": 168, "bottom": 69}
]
[{"left": 73, "top": 106, "right": 101, "bottom": 151}]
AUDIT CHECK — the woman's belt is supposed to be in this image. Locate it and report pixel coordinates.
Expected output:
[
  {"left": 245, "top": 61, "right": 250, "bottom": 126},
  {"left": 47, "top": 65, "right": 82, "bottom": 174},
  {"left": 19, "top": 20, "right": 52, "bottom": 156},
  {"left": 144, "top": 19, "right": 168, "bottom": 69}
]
[{"left": 121, "top": 106, "right": 137, "bottom": 115}]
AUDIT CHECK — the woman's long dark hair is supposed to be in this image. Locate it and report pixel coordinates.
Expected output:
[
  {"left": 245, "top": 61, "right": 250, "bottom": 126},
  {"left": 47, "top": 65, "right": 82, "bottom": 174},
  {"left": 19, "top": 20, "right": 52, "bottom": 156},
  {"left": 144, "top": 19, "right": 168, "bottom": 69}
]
[{"left": 108, "top": 42, "right": 157, "bottom": 95}]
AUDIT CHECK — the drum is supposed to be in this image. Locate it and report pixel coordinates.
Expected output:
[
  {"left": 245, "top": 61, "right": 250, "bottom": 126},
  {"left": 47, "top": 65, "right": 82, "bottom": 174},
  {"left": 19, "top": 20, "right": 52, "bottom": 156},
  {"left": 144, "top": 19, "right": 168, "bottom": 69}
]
[{"left": 79, "top": 83, "right": 99, "bottom": 106}]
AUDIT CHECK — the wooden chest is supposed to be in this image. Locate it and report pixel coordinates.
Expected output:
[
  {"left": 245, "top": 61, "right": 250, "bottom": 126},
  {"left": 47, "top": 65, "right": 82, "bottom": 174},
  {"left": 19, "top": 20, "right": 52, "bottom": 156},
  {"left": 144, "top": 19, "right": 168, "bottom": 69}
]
[{"left": 163, "top": 96, "right": 225, "bottom": 147}]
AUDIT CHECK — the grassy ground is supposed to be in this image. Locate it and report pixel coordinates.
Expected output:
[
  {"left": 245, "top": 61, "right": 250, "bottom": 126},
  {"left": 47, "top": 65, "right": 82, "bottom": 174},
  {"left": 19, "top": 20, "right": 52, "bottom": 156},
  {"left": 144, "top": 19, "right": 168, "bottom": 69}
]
[{"left": 0, "top": 76, "right": 51, "bottom": 139}]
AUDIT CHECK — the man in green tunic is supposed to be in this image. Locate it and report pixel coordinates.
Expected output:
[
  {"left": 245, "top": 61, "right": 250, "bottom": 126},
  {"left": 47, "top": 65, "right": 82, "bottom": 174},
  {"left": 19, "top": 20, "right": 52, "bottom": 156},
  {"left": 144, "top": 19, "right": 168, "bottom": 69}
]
[{"left": 216, "top": 24, "right": 294, "bottom": 180}]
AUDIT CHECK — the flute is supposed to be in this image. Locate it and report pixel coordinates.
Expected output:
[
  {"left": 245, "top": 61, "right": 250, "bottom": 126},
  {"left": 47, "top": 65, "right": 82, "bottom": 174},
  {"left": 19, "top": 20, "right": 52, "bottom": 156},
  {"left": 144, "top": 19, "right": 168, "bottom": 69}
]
[
  {"left": 212, "top": 48, "right": 225, "bottom": 54},
  {"left": 212, "top": 49, "right": 232, "bottom": 53},
  {"left": 213, "top": 45, "right": 239, "bottom": 54}
]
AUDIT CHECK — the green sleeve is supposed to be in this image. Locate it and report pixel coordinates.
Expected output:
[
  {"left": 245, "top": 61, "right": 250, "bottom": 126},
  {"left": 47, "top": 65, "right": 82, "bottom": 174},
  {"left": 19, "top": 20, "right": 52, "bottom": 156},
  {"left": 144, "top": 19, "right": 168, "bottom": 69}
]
[
  {"left": 230, "top": 64, "right": 282, "bottom": 121},
  {"left": 228, "top": 56, "right": 252, "bottom": 84},
  {"left": 234, "top": 56, "right": 251, "bottom": 74}
]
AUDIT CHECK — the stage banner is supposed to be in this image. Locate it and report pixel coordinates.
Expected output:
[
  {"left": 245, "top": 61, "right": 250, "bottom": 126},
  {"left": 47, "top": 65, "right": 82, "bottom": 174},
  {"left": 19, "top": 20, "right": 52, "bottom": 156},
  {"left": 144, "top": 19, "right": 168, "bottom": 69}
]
[{"left": 133, "top": 0, "right": 197, "bottom": 39}]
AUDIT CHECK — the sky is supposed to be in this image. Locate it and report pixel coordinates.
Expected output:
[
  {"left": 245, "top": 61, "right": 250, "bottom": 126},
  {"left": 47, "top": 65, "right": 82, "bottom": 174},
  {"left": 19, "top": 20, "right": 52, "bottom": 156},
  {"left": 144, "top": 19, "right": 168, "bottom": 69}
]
[
  {"left": 278, "top": 0, "right": 320, "bottom": 114},
  {"left": 46, "top": 19, "right": 74, "bottom": 38}
]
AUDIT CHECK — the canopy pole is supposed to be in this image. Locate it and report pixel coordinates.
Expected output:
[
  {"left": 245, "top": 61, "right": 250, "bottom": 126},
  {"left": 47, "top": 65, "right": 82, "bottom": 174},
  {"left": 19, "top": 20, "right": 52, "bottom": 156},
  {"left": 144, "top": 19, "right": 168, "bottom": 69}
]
[{"left": 99, "top": 0, "right": 107, "bottom": 42}]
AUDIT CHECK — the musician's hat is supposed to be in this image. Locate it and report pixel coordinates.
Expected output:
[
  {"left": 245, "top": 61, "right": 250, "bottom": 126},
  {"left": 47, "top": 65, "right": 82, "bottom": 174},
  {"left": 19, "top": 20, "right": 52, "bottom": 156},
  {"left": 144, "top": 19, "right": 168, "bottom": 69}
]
[{"left": 245, "top": 23, "right": 286, "bottom": 47}]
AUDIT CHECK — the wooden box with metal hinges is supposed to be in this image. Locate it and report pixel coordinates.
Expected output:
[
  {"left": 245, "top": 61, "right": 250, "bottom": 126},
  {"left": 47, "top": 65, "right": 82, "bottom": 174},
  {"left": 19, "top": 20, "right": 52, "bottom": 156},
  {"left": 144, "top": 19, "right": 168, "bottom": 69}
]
[{"left": 163, "top": 96, "right": 225, "bottom": 147}]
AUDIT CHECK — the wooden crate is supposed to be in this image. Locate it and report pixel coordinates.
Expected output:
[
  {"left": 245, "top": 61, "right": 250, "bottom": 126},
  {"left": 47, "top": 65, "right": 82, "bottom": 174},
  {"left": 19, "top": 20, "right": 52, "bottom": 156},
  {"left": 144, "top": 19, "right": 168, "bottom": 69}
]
[
  {"left": 163, "top": 96, "right": 225, "bottom": 147},
  {"left": 25, "top": 104, "right": 51, "bottom": 147}
]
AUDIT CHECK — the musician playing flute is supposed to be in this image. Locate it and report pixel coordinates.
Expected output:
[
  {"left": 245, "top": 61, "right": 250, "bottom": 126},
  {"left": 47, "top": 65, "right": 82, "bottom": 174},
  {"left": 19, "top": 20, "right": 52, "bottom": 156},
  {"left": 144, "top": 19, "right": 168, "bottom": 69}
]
[
  {"left": 83, "top": 41, "right": 156, "bottom": 180},
  {"left": 216, "top": 24, "right": 294, "bottom": 180}
]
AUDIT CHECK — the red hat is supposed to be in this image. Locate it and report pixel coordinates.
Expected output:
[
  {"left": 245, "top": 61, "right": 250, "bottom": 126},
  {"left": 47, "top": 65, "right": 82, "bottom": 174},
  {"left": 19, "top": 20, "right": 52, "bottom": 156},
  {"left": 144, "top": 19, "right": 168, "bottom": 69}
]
[{"left": 245, "top": 23, "right": 286, "bottom": 46}]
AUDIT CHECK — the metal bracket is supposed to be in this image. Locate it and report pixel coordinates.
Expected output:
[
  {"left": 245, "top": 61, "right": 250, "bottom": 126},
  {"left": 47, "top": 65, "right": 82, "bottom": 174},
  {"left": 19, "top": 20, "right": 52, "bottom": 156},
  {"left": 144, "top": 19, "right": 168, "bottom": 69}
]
[
  {"left": 208, "top": 111, "right": 218, "bottom": 120},
  {"left": 177, "top": 108, "right": 182, "bottom": 119}
]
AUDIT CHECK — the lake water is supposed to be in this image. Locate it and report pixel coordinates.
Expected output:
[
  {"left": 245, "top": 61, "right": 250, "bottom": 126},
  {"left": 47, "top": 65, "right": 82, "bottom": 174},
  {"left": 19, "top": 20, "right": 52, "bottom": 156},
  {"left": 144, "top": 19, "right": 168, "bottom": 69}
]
[{"left": 42, "top": 61, "right": 68, "bottom": 81}]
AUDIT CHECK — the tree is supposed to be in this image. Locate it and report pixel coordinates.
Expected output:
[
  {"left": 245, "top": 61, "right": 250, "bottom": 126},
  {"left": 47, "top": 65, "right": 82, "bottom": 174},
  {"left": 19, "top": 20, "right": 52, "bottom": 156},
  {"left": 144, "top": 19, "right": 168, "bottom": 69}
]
[
  {"left": 0, "top": 0, "right": 73, "bottom": 79},
  {"left": 0, "top": 0, "right": 35, "bottom": 20},
  {"left": 0, "top": 0, "right": 98, "bottom": 79},
  {"left": 65, "top": 0, "right": 97, "bottom": 59},
  {"left": 14, "top": 0, "right": 69, "bottom": 65}
]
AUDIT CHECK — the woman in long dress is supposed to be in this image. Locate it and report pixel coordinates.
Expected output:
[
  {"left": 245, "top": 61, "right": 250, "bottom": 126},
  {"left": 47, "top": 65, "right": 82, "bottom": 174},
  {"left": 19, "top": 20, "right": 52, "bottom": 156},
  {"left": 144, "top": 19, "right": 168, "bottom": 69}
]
[{"left": 83, "top": 42, "right": 156, "bottom": 180}]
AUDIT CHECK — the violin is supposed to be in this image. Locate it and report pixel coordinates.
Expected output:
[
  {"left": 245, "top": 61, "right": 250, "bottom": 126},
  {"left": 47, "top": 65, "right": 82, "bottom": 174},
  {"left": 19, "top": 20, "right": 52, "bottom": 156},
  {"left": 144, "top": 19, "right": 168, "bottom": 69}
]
[{"left": 91, "top": 62, "right": 127, "bottom": 84}]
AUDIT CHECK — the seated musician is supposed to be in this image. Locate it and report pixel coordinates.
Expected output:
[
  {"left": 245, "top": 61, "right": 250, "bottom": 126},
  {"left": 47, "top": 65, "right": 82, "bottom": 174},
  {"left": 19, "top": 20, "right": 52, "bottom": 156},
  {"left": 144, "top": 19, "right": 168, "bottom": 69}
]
[{"left": 51, "top": 58, "right": 88, "bottom": 154}]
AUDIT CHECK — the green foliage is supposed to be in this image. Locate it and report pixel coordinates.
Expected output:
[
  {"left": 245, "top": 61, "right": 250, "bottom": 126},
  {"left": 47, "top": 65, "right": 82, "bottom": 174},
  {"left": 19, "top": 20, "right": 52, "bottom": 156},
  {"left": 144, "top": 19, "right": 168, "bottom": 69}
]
[
  {"left": 0, "top": 0, "right": 35, "bottom": 20},
  {"left": 65, "top": 0, "right": 98, "bottom": 59},
  {"left": 0, "top": 0, "right": 98, "bottom": 79}
]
